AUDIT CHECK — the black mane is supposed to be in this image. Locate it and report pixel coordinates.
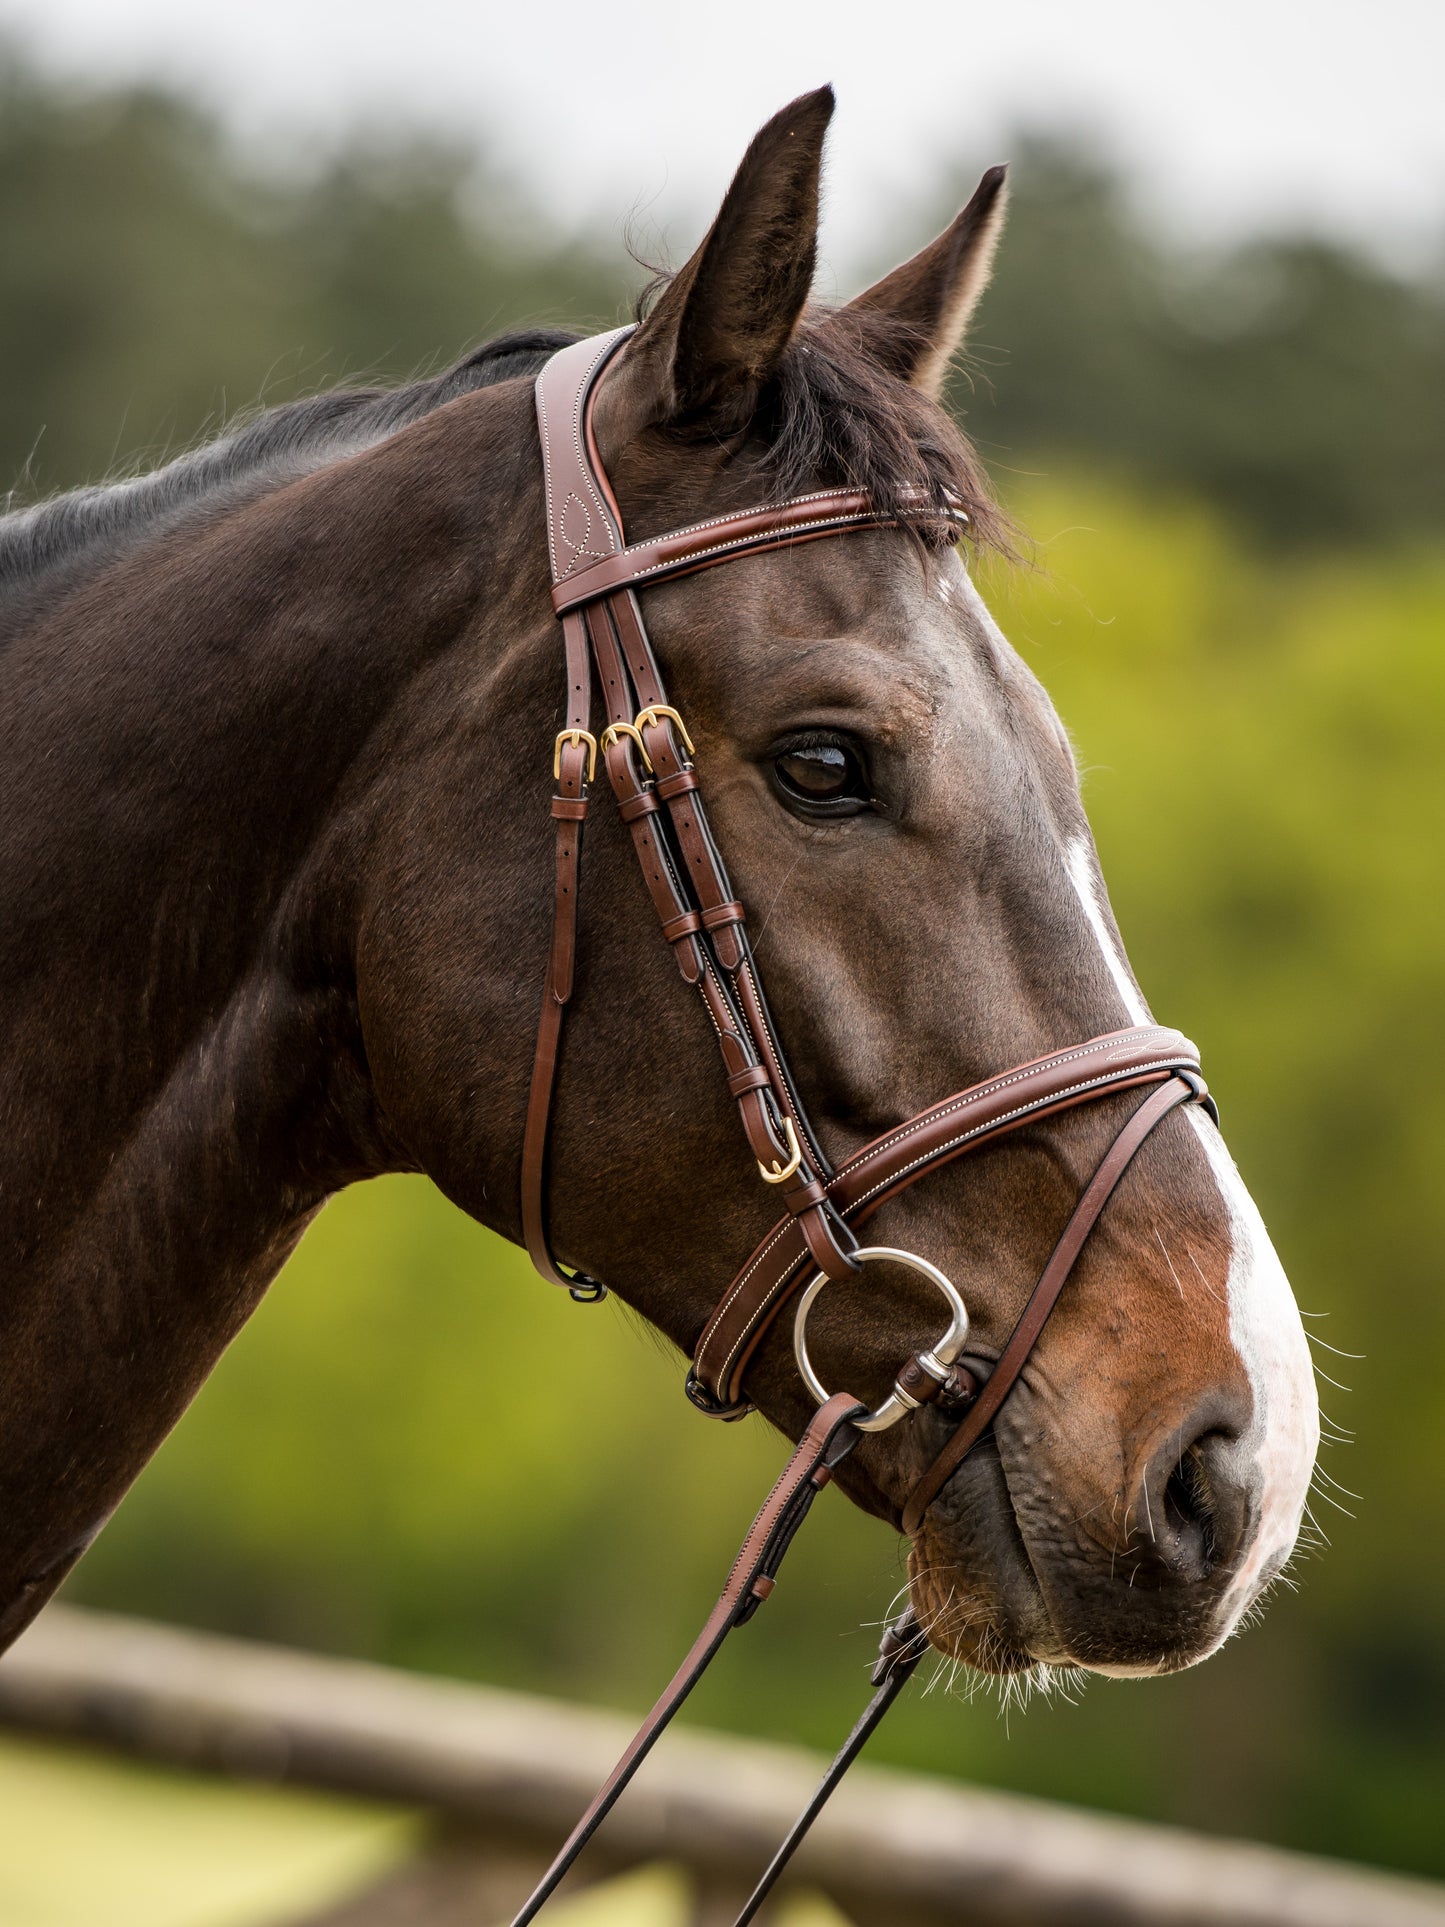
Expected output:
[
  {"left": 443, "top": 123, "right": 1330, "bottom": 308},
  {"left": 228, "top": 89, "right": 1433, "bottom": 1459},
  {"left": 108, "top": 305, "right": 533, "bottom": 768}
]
[
  {"left": 0, "top": 330, "right": 578, "bottom": 620},
  {"left": 762, "top": 306, "right": 1004, "bottom": 552}
]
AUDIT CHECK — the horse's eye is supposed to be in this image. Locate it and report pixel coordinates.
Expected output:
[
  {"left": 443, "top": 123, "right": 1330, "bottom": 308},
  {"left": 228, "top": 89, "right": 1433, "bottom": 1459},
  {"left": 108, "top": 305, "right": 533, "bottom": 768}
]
[{"left": 770, "top": 740, "right": 872, "bottom": 817}]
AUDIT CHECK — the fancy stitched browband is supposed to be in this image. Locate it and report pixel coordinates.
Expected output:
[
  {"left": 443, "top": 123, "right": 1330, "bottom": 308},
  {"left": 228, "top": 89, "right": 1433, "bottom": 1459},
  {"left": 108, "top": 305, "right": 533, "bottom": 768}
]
[{"left": 511, "top": 329, "right": 1214, "bottom": 1925}]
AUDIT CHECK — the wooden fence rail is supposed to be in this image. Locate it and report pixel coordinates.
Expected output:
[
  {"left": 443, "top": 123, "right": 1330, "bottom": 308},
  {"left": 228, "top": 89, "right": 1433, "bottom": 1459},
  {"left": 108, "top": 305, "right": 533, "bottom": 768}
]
[{"left": 2, "top": 1606, "right": 1441, "bottom": 1927}]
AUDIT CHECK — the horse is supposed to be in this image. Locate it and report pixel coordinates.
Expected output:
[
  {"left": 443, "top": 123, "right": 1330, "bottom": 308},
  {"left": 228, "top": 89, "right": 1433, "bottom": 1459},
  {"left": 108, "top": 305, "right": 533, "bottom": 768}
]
[{"left": 0, "top": 88, "right": 1317, "bottom": 1709}]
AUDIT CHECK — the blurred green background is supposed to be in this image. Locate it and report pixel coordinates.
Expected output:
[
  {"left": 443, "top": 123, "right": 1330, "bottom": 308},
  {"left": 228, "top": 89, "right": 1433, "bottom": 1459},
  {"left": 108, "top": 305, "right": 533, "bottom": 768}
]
[{"left": 5, "top": 50, "right": 1443, "bottom": 1888}]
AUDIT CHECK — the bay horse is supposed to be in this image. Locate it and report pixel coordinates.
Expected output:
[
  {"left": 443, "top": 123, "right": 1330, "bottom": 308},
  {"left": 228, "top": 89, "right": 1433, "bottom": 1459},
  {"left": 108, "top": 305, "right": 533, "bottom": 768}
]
[{"left": 0, "top": 89, "right": 1317, "bottom": 1715}]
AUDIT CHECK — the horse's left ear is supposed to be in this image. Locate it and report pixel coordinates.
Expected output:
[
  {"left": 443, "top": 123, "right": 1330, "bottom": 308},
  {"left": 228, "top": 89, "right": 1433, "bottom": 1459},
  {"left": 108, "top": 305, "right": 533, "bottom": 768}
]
[
  {"left": 840, "top": 165, "right": 1008, "bottom": 397},
  {"left": 596, "top": 87, "right": 833, "bottom": 450}
]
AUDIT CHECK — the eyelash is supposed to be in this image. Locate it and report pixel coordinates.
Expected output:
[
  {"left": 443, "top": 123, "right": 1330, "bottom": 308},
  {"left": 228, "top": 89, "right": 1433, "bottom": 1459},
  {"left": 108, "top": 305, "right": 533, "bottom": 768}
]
[{"left": 767, "top": 731, "right": 875, "bottom": 820}]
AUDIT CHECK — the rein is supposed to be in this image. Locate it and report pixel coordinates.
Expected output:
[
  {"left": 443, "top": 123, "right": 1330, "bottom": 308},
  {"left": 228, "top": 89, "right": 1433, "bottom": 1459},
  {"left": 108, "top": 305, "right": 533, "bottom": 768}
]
[{"left": 512, "top": 330, "right": 1214, "bottom": 1923}]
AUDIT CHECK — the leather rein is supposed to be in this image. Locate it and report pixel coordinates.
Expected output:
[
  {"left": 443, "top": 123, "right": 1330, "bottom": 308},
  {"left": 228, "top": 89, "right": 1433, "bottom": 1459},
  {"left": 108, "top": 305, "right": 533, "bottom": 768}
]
[{"left": 511, "top": 329, "right": 1214, "bottom": 1923}]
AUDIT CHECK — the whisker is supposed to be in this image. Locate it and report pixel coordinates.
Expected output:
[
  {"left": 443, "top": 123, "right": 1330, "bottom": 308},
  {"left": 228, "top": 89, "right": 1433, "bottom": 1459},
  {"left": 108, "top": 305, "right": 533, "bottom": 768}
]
[
  {"left": 1312, "top": 1365, "right": 1353, "bottom": 1393},
  {"left": 1154, "top": 1227, "right": 1186, "bottom": 1300},
  {"left": 1186, "top": 1245, "right": 1226, "bottom": 1306},
  {"left": 1313, "top": 1466, "right": 1363, "bottom": 1501},
  {"left": 1305, "top": 1334, "right": 1365, "bottom": 1360},
  {"left": 1300, "top": 1498, "right": 1333, "bottom": 1547}
]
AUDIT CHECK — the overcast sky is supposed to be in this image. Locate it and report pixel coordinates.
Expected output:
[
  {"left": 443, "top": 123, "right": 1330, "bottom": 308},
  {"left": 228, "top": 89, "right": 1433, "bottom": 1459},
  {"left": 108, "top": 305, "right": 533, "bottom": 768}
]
[{"left": 2, "top": 0, "right": 1442, "bottom": 275}]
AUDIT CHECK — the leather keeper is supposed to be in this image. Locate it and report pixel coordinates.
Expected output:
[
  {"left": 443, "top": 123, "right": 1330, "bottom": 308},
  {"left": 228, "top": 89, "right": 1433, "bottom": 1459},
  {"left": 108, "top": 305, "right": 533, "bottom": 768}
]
[
  {"left": 550, "top": 795, "right": 588, "bottom": 821},
  {"left": 662, "top": 908, "right": 704, "bottom": 944},
  {"left": 800, "top": 1209, "right": 862, "bottom": 1282},
  {"left": 727, "top": 1064, "right": 772, "bottom": 1098},
  {"left": 784, "top": 1177, "right": 829, "bottom": 1216},
  {"left": 618, "top": 789, "right": 661, "bottom": 823},
  {"left": 701, "top": 899, "right": 746, "bottom": 932},
  {"left": 655, "top": 767, "right": 700, "bottom": 800}
]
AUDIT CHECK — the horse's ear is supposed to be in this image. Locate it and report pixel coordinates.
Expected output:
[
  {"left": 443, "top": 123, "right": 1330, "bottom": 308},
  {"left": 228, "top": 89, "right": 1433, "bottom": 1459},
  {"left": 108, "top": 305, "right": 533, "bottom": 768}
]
[
  {"left": 840, "top": 166, "right": 1008, "bottom": 398},
  {"left": 597, "top": 87, "right": 833, "bottom": 446}
]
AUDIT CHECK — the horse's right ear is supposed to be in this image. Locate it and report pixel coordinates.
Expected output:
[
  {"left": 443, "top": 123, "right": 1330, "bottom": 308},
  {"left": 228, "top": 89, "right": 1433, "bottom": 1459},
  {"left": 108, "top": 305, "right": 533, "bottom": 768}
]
[
  {"left": 595, "top": 87, "right": 833, "bottom": 450},
  {"left": 840, "top": 166, "right": 1008, "bottom": 398}
]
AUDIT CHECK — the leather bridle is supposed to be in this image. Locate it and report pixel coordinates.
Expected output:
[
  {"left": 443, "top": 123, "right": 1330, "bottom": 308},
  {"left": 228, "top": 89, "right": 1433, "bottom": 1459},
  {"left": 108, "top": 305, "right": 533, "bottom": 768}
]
[{"left": 511, "top": 329, "right": 1215, "bottom": 1924}]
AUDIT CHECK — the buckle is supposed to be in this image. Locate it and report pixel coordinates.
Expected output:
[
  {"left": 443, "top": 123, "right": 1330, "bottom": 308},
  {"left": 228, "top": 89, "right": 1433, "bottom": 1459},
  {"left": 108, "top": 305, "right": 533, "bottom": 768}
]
[
  {"left": 553, "top": 729, "right": 597, "bottom": 784},
  {"left": 599, "top": 719, "right": 652, "bottom": 772},
  {"left": 635, "top": 705, "right": 695, "bottom": 762},
  {"left": 756, "top": 1115, "right": 803, "bottom": 1186}
]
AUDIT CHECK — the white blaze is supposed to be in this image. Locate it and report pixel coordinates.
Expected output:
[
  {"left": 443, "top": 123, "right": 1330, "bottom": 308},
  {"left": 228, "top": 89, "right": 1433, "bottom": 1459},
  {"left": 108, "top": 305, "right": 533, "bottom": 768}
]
[
  {"left": 1184, "top": 1110, "right": 1320, "bottom": 1628},
  {"left": 1064, "top": 838, "right": 1150, "bottom": 1025},
  {"left": 1063, "top": 836, "right": 1319, "bottom": 1635}
]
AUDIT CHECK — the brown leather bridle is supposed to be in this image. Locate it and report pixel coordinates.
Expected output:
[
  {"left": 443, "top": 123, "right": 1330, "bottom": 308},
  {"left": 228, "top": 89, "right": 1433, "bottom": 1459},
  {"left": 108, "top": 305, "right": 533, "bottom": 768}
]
[{"left": 512, "top": 330, "right": 1215, "bottom": 1924}]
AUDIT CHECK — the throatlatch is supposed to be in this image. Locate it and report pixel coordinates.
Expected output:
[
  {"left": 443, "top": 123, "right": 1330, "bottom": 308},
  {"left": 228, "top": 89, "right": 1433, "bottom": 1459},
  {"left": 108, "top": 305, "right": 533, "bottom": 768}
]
[{"left": 512, "top": 330, "right": 1215, "bottom": 1924}]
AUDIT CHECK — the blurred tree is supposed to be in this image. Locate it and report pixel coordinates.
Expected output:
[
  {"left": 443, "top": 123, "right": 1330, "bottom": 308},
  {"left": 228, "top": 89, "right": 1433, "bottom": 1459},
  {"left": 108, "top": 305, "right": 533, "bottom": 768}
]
[
  {"left": 0, "top": 53, "right": 625, "bottom": 506},
  {"left": 927, "top": 138, "right": 1445, "bottom": 548}
]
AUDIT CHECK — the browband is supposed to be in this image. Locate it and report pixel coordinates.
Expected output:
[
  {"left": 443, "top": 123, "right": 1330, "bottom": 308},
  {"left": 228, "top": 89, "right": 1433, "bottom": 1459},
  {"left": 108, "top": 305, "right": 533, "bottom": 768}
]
[{"left": 552, "top": 487, "right": 967, "bottom": 613}]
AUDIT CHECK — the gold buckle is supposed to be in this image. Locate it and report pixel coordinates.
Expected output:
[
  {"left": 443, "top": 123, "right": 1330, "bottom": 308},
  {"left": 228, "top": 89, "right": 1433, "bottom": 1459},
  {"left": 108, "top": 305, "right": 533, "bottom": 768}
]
[
  {"left": 758, "top": 1116, "right": 803, "bottom": 1186},
  {"left": 599, "top": 720, "right": 651, "bottom": 771},
  {"left": 635, "top": 705, "right": 696, "bottom": 761},
  {"left": 553, "top": 729, "right": 597, "bottom": 784}
]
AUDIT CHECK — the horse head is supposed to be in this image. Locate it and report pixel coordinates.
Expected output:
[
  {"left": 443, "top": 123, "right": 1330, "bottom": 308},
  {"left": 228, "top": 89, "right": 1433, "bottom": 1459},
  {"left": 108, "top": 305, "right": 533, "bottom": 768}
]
[{"left": 360, "top": 89, "right": 1319, "bottom": 1681}]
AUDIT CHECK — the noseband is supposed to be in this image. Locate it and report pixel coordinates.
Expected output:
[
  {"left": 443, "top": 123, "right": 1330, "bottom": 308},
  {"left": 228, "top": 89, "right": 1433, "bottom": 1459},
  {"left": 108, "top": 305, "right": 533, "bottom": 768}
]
[{"left": 512, "top": 330, "right": 1214, "bottom": 1924}]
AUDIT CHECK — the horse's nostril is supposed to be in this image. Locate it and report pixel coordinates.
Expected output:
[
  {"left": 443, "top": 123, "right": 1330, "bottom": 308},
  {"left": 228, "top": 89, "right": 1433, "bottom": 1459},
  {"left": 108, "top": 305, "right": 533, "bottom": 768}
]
[{"left": 1162, "top": 1439, "right": 1220, "bottom": 1576}]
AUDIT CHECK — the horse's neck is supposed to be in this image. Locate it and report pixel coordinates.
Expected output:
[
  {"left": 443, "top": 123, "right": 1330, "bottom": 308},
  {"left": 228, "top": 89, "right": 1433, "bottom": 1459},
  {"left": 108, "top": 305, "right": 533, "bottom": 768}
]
[{"left": 0, "top": 395, "right": 529, "bottom": 1633}]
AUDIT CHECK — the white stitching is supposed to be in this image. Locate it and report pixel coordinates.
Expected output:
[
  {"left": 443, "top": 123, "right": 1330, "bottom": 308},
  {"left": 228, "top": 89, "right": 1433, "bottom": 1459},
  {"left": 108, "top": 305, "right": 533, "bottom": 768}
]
[
  {"left": 569, "top": 514, "right": 879, "bottom": 598},
  {"left": 708, "top": 1057, "right": 1196, "bottom": 1389},
  {"left": 537, "top": 331, "right": 627, "bottom": 582},
  {"left": 841, "top": 1070, "right": 1172, "bottom": 1213},
  {"left": 557, "top": 501, "right": 969, "bottom": 606},
  {"left": 539, "top": 332, "right": 965, "bottom": 591},
  {"left": 642, "top": 491, "right": 867, "bottom": 543},
  {"left": 559, "top": 492, "right": 591, "bottom": 561},
  {"left": 829, "top": 1032, "right": 1182, "bottom": 1175},
  {"left": 704, "top": 1223, "right": 795, "bottom": 1363},
  {"left": 564, "top": 337, "right": 622, "bottom": 572},
  {"left": 623, "top": 484, "right": 957, "bottom": 551},
  {"left": 741, "top": 960, "right": 791, "bottom": 1102},
  {"left": 536, "top": 378, "right": 557, "bottom": 578}
]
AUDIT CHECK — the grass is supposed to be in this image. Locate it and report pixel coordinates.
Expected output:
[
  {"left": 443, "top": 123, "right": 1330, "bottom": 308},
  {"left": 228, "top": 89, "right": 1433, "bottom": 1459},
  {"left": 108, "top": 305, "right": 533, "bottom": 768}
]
[{"left": 0, "top": 1733, "right": 421, "bottom": 1927}]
